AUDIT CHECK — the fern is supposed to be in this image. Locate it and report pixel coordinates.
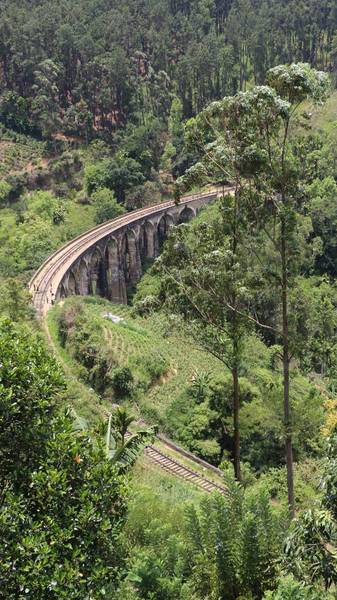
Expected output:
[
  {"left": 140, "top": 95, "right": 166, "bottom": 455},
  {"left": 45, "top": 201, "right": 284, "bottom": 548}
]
[{"left": 183, "top": 482, "right": 281, "bottom": 599}]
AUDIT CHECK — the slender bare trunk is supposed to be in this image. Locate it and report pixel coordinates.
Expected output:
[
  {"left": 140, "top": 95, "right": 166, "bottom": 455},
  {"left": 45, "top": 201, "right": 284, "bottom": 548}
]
[
  {"left": 232, "top": 362, "right": 241, "bottom": 481},
  {"left": 106, "top": 414, "right": 112, "bottom": 458},
  {"left": 281, "top": 218, "right": 295, "bottom": 516},
  {"left": 232, "top": 186, "right": 241, "bottom": 482}
]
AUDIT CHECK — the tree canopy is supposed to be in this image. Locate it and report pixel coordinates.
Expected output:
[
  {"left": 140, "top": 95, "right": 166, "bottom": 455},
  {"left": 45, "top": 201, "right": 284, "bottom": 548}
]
[
  {"left": 0, "top": 319, "right": 128, "bottom": 598},
  {"left": 0, "top": 0, "right": 336, "bottom": 141}
]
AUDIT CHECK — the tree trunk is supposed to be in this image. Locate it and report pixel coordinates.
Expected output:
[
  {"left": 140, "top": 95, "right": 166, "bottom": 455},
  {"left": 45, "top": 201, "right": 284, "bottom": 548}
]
[
  {"left": 281, "top": 219, "right": 295, "bottom": 516},
  {"left": 232, "top": 187, "right": 241, "bottom": 482},
  {"left": 232, "top": 364, "right": 241, "bottom": 482}
]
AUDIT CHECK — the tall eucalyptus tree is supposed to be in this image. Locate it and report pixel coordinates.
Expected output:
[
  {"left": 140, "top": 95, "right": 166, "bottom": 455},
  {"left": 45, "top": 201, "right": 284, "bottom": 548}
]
[{"left": 173, "top": 63, "right": 329, "bottom": 513}]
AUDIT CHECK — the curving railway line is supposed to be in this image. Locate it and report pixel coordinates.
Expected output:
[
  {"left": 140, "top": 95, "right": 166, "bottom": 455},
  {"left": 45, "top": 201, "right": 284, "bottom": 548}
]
[
  {"left": 30, "top": 187, "right": 229, "bottom": 495},
  {"left": 29, "top": 188, "right": 222, "bottom": 316}
]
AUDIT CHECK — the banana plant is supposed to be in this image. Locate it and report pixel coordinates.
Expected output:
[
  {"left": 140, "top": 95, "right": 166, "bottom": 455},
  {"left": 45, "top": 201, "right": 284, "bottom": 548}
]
[{"left": 106, "top": 406, "right": 155, "bottom": 470}]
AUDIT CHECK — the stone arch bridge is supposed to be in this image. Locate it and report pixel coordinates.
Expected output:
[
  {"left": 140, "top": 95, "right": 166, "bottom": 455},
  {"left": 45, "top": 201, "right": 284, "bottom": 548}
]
[{"left": 30, "top": 189, "right": 222, "bottom": 316}]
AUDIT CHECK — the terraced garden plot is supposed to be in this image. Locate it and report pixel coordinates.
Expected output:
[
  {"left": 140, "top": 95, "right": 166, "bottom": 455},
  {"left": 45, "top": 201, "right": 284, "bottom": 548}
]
[
  {"left": 0, "top": 135, "right": 46, "bottom": 177},
  {"left": 55, "top": 297, "right": 224, "bottom": 425},
  {"left": 48, "top": 301, "right": 228, "bottom": 493}
]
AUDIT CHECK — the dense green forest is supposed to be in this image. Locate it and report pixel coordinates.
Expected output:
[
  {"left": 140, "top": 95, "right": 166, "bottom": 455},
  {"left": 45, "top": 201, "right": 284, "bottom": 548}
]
[
  {"left": 1, "top": 0, "right": 337, "bottom": 138},
  {"left": 1, "top": 1, "right": 337, "bottom": 599}
]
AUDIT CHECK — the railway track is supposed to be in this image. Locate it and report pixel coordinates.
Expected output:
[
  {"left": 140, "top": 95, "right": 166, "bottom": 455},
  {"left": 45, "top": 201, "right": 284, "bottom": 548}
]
[
  {"left": 30, "top": 186, "right": 231, "bottom": 494},
  {"left": 124, "top": 428, "right": 227, "bottom": 494},
  {"left": 145, "top": 445, "right": 227, "bottom": 495}
]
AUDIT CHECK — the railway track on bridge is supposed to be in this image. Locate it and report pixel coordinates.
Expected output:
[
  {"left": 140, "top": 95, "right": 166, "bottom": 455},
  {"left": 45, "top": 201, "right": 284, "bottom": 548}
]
[
  {"left": 30, "top": 187, "right": 230, "bottom": 495},
  {"left": 29, "top": 188, "right": 222, "bottom": 316}
]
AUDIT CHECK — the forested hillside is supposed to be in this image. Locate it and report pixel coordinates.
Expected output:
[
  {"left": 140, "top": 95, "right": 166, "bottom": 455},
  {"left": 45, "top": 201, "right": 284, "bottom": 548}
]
[
  {"left": 1, "top": 0, "right": 337, "bottom": 141},
  {"left": 1, "top": 1, "right": 337, "bottom": 599}
]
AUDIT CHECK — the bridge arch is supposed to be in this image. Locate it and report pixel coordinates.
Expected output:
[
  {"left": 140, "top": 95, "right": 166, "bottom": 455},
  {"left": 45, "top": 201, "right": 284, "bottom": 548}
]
[
  {"left": 165, "top": 212, "right": 175, "bottom": 229},
  {"left": 67, "top": 271, "right": 77, "bottom": 296},
  {"left": 121, "top": 228, "right": 142, "bottom": 285},
  {"left": 158, "top": 213, "right": 175, "bottom": 249},
  {"left": 105, "top": 237, "right": 118, "bottom": 268},
  {"left": 76, "top": 258, "right": 90, "bottom": 296},
  {"left": 89, "top": 247, "right": 105, "bottom": 296},
  {"left": 105, "top": 237, "right": 127, "bottom": 303},
  {"left": 59, "top": 282, "right": 67, "bottom": 299},
  {"left": 178, "top": 205, "right": 195, "bottom": 224},
  {"left": 141, "top": 220, "right": 158, "bottom": 259},
  {"left": 29, "top": 189, "right": 220, "bottom": 316}
]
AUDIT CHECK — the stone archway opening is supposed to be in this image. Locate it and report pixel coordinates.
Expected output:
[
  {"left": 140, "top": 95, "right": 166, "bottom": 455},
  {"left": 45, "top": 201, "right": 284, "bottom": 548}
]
[
  {"left": 141, "top": 220, "right": 157, "bottom": 261},
  {"left": 77, "top": 259, "right": 90, "bottom": 296},
  {"left": 59, "top": 282, "right": 67, "bottom": 300},
  {"left": 178, "top": 205, "right": 195, "bottom": 224},
  {"left": 105, "top": 237, "right": 127, "bottom": 304},
  {"left": 157, "top": 213, "right": 174, "bottom": 250},
  {"left": 67, "top": 271, "right": 77, "bottom": 296},
  {"left": 105, "top": 238, "right": 118, "bottom": 271},
  {"left": 121, "top": 229, "right": 142, "bottom": 285},
  {"left": 89, "top": 248, "right": 106, "bottom": 296}
]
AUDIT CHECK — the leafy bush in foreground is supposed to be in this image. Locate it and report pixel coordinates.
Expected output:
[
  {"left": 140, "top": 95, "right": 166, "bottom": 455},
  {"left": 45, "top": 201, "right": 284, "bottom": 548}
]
[{"left": 0, "top": 319, "right": 128, "bottom": 599}]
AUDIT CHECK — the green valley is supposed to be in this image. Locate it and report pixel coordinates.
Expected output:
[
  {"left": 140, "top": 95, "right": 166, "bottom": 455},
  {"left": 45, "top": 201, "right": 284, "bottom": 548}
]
[{"left": 1, "top": 1, "right": 337, "bottom": 598}]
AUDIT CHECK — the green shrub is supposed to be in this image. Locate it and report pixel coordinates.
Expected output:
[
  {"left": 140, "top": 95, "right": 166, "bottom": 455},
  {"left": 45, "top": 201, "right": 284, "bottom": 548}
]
[
  {"left": 28, "top": 190, "right": 67, "bottom": 224},
  {"left": 92, "top": 187, "right": 125, "bottom": 224},
  {"left": 56, "top": 299, "right": 84, "bottom": 346},
  {"left": 263, "top": 575, "right": 323, "bottom": 599},
  {"left": 133, "top": 270, "right": 162, "bottom": 307},
  {"left": 133, "top": 294, "right": 160, "bottom": 316},
  {"left": 0, "top": 180, "right": 12, "bottom": 206},
  {"left": 256, "top": 459, "right": 321, "bottom": 506},
  {"left": 188, "top": 370, "right": 211, "bottom": 403},
  {"left": 0, "top": 278, "right": 33, "bottom": 322},
  {"left": 10, "top": 215, "right": 56, "bottom": 272},
  {"left": 142, "top": 349, "right": 168, "bottom": 381},
  {"left": 75, "top": 189, "right": 90, "bottom": 205},
  {"left": 125, "top": 180, "right": 162, "bottom": 210},
  {"left": 0, "top": 321, "right": 127, "bottom": 598},
  {"left": 53, "top": 182, "right": 69, "bottom": 198},
  {"left": 193, "top": 438, "right": 221, "bottom": 464},
  {"left": 112, "top": 367, "right": 134, "bottom": 397},
  {"left": 184, "top": 483, "right": 283, "bottom": 599},
  {"left": 89, "top": 351, "right": 115, "bottom": 393},
  {"left": 84, "top": 161, "right": 110, "bottom": 195}
]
